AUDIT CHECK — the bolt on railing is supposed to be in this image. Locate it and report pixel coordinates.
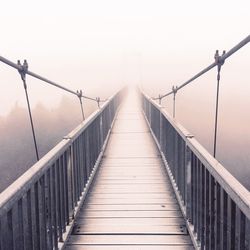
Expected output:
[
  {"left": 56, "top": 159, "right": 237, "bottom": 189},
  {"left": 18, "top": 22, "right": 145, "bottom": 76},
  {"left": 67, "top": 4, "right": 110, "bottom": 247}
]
[{"left": 153, "top": 35, "right": 250, "bottom": 158}]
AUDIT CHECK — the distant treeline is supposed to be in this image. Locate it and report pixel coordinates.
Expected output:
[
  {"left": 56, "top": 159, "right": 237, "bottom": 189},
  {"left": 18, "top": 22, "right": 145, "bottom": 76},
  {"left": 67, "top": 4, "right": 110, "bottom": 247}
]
[{"left": 0, "top": 96, "right": 96, "bottom": 193}]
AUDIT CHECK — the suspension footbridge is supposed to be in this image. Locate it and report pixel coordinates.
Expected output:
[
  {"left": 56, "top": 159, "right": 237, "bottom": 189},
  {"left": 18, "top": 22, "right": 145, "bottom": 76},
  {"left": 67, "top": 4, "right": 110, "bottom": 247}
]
[{"left": 0, "top": 35, "right": 250, "bottom": 250}]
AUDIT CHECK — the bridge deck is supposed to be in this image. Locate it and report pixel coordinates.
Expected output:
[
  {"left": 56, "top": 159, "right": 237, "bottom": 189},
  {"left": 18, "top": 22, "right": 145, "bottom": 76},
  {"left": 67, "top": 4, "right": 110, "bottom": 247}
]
[{"left": 66, "top": 90, "right": 194, "bottom": 249}]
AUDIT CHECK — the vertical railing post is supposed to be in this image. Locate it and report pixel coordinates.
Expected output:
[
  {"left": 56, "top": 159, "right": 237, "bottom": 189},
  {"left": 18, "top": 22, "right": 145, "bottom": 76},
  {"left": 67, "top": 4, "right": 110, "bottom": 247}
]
[
  {"left": 66, "top": 146, "right": 74, "bottom": 219},
  {"left": 246, "top": 219, "right": 250, "bottom": 250},
  {"left": 159, "top": 108, "right": 163, "bottom": 149},
  {"left": 185, "top": 145, "right": 192, "bottom": 220},
  {"left": 109, "top": 100, "right": 112, "bottom": 128},
  {"left": 99, "top": 112, "right": 104, "bottom": 149},
  {"left": 149, "top": 99, "right": 152, "bottom": 126},
  {"left": 172, "top": 86, "right": 177, "bottom": 119}
]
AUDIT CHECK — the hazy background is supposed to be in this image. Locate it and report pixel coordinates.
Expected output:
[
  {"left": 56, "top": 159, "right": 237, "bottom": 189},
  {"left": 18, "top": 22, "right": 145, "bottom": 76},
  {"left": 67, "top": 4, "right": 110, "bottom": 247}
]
[{"left": 0, "top": 0, "right": 249, "bottom": 191}]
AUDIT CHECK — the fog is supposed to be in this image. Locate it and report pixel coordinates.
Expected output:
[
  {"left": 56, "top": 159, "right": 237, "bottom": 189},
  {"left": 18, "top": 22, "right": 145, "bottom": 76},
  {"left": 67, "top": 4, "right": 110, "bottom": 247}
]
[
  {"left": 142, "top": 53, "right": 250, "bottom": 190},
  {"left": 0, "top": 95, "right": 107, "bottom": 192},
  {"left": 0, "top": 0, "right": 250, "bottom": 191}
]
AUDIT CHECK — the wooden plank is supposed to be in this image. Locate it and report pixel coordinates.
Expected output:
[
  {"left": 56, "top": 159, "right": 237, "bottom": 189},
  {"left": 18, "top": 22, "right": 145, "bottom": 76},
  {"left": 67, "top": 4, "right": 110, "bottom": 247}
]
[
  {"left": 92, "top": 183, "right": 170, "bottom": 188},
  {"left": 79, "top": 210, "right": 183, "bottom": 218},
  {"left": 100, "top": 163, "right": 163, "bottom": 167},
  {"left": 73, "top": 224, "right": 187, "bottom": 235},
  {"left": 94, "top": 180, "right": 166, "bottom": 184},
  {"left": 85, "top": 198, "right": 177, "bottom": 205},
  {"left": 96, "top": 174, "right": 166, "bottom": 179},
  {"left": 74, "top": 217, "right": 186, "bottom": 226},
  {"left": 95, "top": 176, "right": 165, "bottom": 180},
  {"left": 82, "top": 204, "right": 179, "bottom": 211},
  {"left": 82, "top": 204, "right": 180, "bottom": 211},
  {"left": 67, "top": 235, "right": 193, "bottom": 245},
  {"left": 97, "top": 170, "right": 165, "bottom": 175},
  {"left": 96, "top": 175, "right": 165, "bottom": 179},
  {"left": 91, "top": 183, "right": 171, "bottom": 188},
  {"left": 101, "top": 158, "right": 162, "bottom": 164},
  {"left": 87, "top": 193, "right": 176, "bottom": 199},
  {"left": 65, "top": 90, "right": 194, "bottom": 249},
  {"left": 101, "top": 161, "right": 162, "bottom": 165},
  {"left": 92, "top": 181, "right": 170, "bottom": 186},
  {"left": 66, "top": 246, "right": 194, "bottom": 250},
  {"left": 90, "top": 188, "right": 174, "bottom": 194}
]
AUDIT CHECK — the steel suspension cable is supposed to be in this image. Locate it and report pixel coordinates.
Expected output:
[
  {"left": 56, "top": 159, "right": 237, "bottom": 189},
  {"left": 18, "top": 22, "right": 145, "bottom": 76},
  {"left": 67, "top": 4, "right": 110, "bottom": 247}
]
[
  {"left": 156, "top": 34, "right": 250, "bottom": 100},
  {"left": 152, "top": 34, "right": 250, "bottom": 159},
  {"left": 0, "top": 55, "right": 99, "bottom": 102},
  {"left": 0, "top": 55, "right": 109, "bottom": 162},
  {"left": 18, "top": 60, "right": 39, "bottom": 161},
  {"left": 213, "top": 50, "right": 225, "bottom": 158}
]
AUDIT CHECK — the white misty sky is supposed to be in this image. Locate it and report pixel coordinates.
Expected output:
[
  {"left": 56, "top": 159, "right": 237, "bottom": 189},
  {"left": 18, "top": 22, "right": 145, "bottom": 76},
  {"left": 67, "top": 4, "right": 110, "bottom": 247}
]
[{"left": 0, "top": 0, "right": 249, "bottom": 115}]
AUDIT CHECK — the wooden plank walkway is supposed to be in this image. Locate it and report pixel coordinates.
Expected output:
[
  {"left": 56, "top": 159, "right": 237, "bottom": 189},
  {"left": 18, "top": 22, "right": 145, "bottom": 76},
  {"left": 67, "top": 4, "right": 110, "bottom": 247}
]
[{"left": 66, "top": 89, "right": 194, "bottom": 250}]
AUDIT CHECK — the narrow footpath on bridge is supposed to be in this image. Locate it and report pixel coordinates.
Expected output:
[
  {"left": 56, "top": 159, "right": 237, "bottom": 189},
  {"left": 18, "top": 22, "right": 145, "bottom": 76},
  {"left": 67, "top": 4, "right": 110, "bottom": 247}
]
[{"left": 66, "top": 89, "right": 194, "bottom": 249}]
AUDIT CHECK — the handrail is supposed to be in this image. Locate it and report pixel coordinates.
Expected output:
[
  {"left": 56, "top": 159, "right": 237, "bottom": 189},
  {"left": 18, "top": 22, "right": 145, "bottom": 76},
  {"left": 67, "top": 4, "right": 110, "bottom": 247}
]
[
  {"left": 0, "top": 87, "right": 125, "bottom": 250},
  {"left": 0, "top": 95, "right": 111, "bottom": 210},
  {"left": 142, "top": 91, "right": 250, "bottom": 249}
]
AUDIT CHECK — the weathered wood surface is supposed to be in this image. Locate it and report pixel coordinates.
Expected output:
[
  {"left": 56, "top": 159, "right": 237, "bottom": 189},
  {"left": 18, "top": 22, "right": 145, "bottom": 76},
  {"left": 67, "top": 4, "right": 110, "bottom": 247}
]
[{"left": 66, "top": 90, "right": 194, "bottom": 250}]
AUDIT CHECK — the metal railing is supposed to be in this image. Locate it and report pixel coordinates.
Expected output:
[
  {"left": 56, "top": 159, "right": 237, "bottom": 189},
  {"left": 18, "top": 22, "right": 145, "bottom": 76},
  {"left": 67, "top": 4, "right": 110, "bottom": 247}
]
[
  {"left": 142, "top": 91, "right": 250, "bottom": 250},
  {"left": 0, "top": 55, "right": 108, "bottom": 161},
  {"left": 152, "top": 34, "right": 250, "bottom": 158},
  {"left": 0, "top": 88, "right": 125, "bottom": 250}
]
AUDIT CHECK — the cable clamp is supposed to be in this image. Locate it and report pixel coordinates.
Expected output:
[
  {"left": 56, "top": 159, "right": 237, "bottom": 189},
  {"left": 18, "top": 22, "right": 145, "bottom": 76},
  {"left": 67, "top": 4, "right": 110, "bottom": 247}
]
[
  {"left": 96, "top": 97, "right": 100, "bottom": 108},
  {"left": 17, "top": 59, "right": 28, "bottom": 88},
  {"left": 214, "top": 50, "right": 226, "bottom": 67},
  {"left": 158, "top": 94, "right": 162, "bottom": 104},
  {"left": 77, "top": 90, "right": 83, "bottom": 98},
  {"left": 172, "top": 85, "right": 178, "bottom": 96},
  {"left": 214, "top": 50, "right": 226, "bottom": 81}
]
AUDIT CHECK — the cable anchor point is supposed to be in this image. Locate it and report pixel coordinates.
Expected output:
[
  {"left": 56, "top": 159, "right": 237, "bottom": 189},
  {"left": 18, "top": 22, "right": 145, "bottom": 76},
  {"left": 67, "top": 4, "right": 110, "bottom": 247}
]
[{"left": 214, "top": 50, "right": 226, "bottom": 80}]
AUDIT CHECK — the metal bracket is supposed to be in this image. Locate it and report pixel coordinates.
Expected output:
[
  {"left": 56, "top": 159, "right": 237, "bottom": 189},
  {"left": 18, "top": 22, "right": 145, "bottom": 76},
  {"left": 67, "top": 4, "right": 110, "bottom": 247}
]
[
  {"left": 214, "top": 50, "right": 226, "bottom": 66},
  {"left": 77, "top": 89, "right": 83, "bottom": 99},
  {"left": 172, "top": 85, "right": 178, "bottom": 95},
  {"left": 17, "top": 59, "right": 28, "bottom": 88}
]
